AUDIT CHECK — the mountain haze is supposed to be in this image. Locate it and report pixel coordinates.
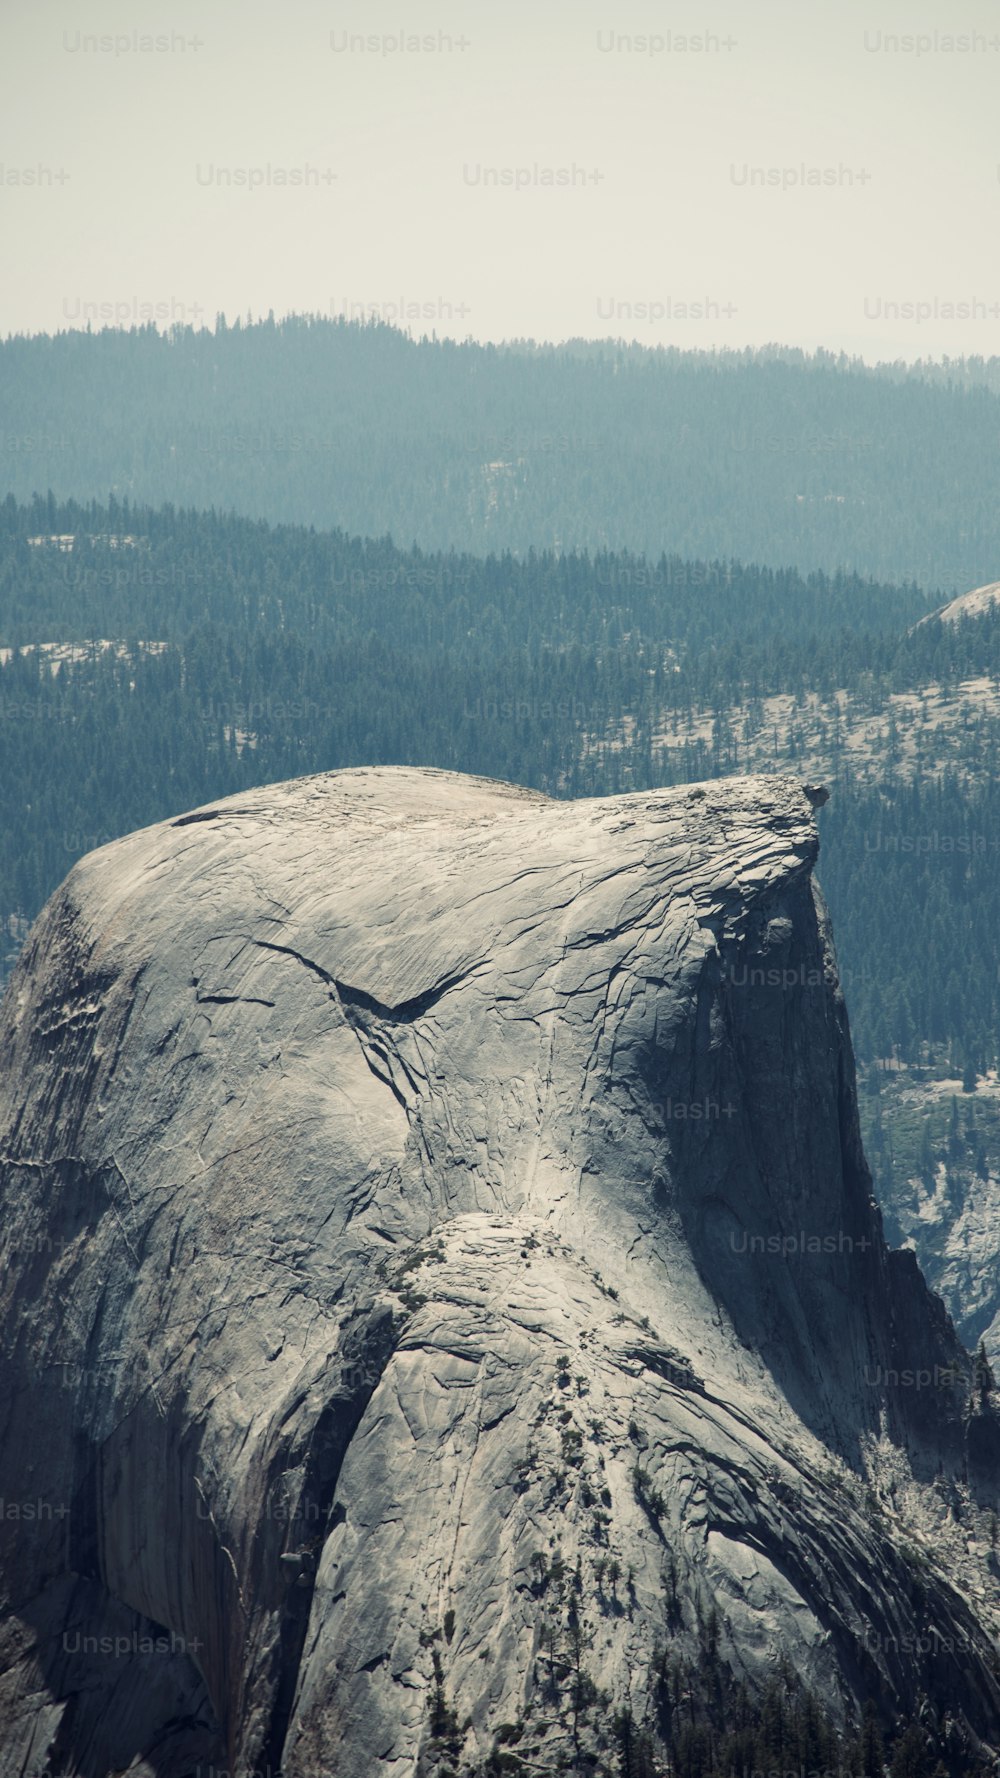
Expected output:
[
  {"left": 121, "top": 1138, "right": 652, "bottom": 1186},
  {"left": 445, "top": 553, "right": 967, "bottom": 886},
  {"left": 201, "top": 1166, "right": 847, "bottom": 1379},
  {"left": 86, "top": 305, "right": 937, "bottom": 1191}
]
[{"left": 4, "top": 319, "right": 1000, "bottom": 589}]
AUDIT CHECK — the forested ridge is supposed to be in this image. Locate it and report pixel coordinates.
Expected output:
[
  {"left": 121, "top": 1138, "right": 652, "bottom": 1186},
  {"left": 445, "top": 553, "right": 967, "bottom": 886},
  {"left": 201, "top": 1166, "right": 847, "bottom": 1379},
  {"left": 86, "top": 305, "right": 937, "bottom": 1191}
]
[
  {"left": 2, "top": 494, "right": 999, "bottom": 1078},
  {"left": 3, "top": 317, "right": 1000, "bottom": 588}
]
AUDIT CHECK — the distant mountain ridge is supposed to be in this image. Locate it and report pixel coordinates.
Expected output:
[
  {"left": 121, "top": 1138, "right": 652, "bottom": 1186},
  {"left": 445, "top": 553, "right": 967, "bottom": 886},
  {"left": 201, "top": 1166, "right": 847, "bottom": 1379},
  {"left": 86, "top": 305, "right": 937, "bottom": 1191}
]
[{"left": 3, "top": 316, "right": 1000, "bottom": 588}]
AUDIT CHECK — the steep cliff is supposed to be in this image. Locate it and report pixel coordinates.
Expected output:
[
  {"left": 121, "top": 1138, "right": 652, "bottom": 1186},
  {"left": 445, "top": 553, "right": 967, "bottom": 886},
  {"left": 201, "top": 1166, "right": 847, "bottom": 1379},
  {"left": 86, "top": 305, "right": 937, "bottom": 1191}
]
[{"left": 1, "top": 768, "right": 999, "bottom": 1777}]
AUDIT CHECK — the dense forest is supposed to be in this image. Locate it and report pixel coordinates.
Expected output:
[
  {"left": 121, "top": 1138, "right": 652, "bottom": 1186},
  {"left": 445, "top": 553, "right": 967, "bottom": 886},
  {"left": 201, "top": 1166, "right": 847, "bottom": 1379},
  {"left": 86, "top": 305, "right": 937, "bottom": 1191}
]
[
  {"left": 2, "top": 495, "right": 999, "bottom": 1078},
  {"left": 3, "top": 318, "right": 1000, "bottom": 588}
]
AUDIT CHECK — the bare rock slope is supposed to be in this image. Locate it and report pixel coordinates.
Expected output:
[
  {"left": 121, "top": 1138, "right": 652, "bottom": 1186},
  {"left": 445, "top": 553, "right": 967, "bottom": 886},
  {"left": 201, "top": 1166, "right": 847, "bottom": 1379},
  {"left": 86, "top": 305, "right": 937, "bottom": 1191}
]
[
  {"left": 2, "top": 767, "right": 1000, "bottom": 1776},
  {"left": 918, "top": 579, "right": 1000, "bottom": 626}
]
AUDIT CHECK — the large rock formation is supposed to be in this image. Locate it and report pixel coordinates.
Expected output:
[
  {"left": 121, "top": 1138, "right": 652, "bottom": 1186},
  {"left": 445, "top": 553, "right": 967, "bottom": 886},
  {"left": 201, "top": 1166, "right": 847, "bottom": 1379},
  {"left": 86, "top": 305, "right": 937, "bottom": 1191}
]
[{"left": 1, "top": 767, "right": 1000, "bottom": 1776}]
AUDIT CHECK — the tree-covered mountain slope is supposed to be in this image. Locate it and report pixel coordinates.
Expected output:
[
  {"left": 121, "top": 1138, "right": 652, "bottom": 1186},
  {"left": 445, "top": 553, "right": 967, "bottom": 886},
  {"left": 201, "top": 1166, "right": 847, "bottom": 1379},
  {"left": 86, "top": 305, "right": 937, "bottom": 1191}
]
[{"left": 3, "top": 318, "right": 1000, "bottom": 587}]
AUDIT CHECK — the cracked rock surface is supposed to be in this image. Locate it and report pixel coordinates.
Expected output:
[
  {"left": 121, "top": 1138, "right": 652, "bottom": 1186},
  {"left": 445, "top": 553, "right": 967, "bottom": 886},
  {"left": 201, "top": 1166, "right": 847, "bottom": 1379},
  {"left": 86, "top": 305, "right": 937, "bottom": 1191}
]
[{"left": 1, "top": 766, "right": 999, "bottom": 1774}]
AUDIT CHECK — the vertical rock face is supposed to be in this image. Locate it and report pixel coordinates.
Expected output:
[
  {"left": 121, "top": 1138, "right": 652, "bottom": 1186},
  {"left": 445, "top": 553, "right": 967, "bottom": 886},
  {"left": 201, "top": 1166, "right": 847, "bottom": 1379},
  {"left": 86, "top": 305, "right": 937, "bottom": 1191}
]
[{"left": 0, "top": 767, "right": 998, "bottom": 1776}]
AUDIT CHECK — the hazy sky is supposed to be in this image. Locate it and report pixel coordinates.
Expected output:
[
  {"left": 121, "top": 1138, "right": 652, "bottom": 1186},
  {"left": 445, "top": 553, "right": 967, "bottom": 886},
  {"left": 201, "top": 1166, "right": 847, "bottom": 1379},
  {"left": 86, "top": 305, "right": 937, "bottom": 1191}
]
[{"left": 2, "top": 0, "right": 998, "bottom": 360}]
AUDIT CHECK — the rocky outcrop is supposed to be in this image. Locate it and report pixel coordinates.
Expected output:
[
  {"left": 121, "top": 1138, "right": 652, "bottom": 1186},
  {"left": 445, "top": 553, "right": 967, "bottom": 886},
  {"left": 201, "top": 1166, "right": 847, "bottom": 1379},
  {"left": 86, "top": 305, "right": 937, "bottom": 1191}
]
[
  {"left": 1, "top": 767, "right": 999, "bottom": 1776},
  {"left": 917, "top": 579, "right": 1000, "bottom": 627}
]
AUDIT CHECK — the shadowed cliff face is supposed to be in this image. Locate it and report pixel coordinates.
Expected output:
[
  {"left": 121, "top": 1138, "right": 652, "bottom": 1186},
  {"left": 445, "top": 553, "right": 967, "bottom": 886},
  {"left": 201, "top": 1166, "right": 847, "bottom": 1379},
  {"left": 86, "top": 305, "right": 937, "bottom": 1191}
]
[{"left": 0, "top": 767, "right": 998, "bottom": 1777}]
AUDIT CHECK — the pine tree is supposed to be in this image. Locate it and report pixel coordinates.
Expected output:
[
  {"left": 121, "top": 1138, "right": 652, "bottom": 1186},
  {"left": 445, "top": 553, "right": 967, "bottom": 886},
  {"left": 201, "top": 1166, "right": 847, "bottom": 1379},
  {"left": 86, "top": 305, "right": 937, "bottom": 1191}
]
[{"left": 860, "top": 1699, "right": 884, "bottom": 1778}]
